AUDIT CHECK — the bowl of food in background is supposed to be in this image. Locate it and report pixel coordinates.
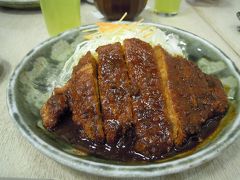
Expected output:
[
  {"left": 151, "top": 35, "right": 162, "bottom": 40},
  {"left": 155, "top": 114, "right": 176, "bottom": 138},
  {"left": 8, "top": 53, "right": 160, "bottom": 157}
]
[{"left": 94, "top": 0, "right": 148, "bottom": 20}]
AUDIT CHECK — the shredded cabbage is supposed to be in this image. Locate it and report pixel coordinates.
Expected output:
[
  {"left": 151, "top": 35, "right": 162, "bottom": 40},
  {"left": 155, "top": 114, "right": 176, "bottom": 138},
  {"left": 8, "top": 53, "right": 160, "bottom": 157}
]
[{"left": 55, "top": 23, "right": 184, "bottom": 87}]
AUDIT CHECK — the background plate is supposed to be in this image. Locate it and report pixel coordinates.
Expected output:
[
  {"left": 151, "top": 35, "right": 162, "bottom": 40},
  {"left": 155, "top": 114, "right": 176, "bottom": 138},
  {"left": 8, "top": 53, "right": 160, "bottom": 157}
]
[{"left": 0, "top": 0, "right": 39, "bottom": 9}]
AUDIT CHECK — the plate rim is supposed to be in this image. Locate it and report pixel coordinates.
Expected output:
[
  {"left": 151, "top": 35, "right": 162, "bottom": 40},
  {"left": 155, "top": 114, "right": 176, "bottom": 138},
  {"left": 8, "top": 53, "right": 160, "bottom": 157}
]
[
  {"left": 0, "top": 0, "right": 39, "bottom": 8},
  {"left": 6, "top": 22, "right": 240, "bottom": 178}
]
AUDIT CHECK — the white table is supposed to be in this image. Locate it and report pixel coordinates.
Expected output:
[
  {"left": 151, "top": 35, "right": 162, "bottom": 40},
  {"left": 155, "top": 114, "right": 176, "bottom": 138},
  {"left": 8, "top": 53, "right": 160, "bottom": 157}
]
[{"left": 1, "top": 0, "right": 240, "bottom": 179}]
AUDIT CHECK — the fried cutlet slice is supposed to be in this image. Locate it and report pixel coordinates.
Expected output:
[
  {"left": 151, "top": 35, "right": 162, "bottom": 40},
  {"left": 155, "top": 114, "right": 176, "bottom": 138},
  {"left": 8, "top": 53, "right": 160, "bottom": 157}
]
[
  {"left": 154, "top": 46, "right": 185, "bottom": 145},
  {"left": 178, "top": 55, "right": 228, "bottom": 134},
  {"left": 69, "top": 52, "right": 104, "bottom": 142},
  {"left": 96, "top": 42, "right": 133, "bottom": 144},
  {"left": 41, "top": 52, "right": 104, "bottom": 142},
  {"left": 123, "top": 38, "right": 173, "bottom": 156},
  {"left": 40, "top": 86, "right": 69, "bottom": 130},
  {"left": 154, "top": 46, "right": 228, "bottom": 142}
]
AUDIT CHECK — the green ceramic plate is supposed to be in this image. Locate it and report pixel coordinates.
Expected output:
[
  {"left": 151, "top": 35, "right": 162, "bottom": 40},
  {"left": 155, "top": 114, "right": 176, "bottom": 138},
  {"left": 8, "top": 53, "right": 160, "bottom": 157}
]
[
  {"left": 0, "top": 0, "right": 39, "bottom": 9},
  {"left": 7, "top": 23, "right": 240, "bottom": 178}
]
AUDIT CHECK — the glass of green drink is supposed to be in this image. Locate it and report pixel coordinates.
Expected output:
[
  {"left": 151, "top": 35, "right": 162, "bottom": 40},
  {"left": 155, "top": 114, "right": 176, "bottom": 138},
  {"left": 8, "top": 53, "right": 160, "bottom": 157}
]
[
  {"left": 40, "top": 0, "right": 81, "bottom": 36},
  {"left": 154, "top": 0, "right": 181, "bottom": 16}
]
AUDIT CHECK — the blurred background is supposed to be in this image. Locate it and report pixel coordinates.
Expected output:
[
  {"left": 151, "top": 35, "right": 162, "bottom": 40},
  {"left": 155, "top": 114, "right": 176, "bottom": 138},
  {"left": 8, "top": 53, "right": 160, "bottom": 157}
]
[{"left": 1, "top": 0, "right": 236, "bottom": 36}]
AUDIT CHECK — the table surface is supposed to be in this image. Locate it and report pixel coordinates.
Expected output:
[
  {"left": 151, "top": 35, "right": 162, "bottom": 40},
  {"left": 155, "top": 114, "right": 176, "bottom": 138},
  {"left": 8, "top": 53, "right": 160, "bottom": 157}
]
[{"left": 0, "top": 0, "right": 240, "bottom": 179}]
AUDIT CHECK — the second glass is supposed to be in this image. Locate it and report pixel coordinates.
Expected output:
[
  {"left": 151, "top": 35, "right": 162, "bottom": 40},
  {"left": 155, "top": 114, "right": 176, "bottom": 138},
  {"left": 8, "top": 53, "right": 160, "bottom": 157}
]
[
  {"left": 40, "top": 0, "right": 81, "bottom": 36},
  {"left": 154, "top": 0, "right": 181, "bottom": 16}
]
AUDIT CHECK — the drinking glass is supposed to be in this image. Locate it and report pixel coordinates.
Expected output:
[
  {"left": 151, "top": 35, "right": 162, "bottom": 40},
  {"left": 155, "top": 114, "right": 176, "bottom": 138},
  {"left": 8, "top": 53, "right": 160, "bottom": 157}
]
[
  {"left": 40, "top": 0, "right": 81, "bottom": 36},
  {"left": 154, "top": 0, "right": 181, "bottom": 16}
]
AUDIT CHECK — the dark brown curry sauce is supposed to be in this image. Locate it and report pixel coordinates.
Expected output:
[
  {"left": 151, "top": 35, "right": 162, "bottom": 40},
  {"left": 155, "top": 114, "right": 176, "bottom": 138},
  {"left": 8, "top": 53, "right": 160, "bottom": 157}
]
[{"left": 48, "top": 104, "right": 235, "bottom": 162}]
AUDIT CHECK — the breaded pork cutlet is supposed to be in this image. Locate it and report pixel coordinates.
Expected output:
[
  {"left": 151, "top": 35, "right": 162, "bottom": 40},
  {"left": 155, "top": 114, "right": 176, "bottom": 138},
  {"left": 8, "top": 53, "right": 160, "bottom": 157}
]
[
  {"left": 154, "top": 46, "right": 228, "bottom": 143},
  {"left": 41, "top": 52, "right": 105, "bottom": 142},
  {"left": 97, "top": 42, "right": 133, "bottom": 144},
  {"left": 123, "top": 38, "right": 174, "bottom": 157},
  {"left": 40, "top": 86, "right": 69, "bottom": 130},
  {"left": 69, "top": 52, "right": 104, "bottom": 142},
  {"left": 41, "top": 38, "right": 228, "bottom": 161}
]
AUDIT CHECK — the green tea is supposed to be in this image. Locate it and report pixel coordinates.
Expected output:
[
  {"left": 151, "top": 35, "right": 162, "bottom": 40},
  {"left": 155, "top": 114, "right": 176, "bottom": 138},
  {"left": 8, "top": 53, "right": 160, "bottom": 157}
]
[
  {"left": 40, "top": 0, "right": 81, "bottom": 36},
  {"left": 154, "top": 0, "right": 181, "bottom": 15}
]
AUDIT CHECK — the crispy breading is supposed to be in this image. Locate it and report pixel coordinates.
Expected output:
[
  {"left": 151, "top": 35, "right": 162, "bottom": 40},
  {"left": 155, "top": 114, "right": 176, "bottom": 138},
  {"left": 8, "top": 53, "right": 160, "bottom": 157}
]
[
  {"left": 41, "top": 52, "right": 104, "bottom": 142},
  {"left": 124, "top": 38, "right": 173, "bottom": 156},
  {"left": 154, "top": 45, "right": 228, "bottom": 142},
  {"left": 70, "top": 52, "right": 104, "bottom": 142},
  {"left": 97, "top": 43, "right": 133, "bottom": 144},
  {"left": 40, "top": 86, "right": 69, "bottom": 130}
]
